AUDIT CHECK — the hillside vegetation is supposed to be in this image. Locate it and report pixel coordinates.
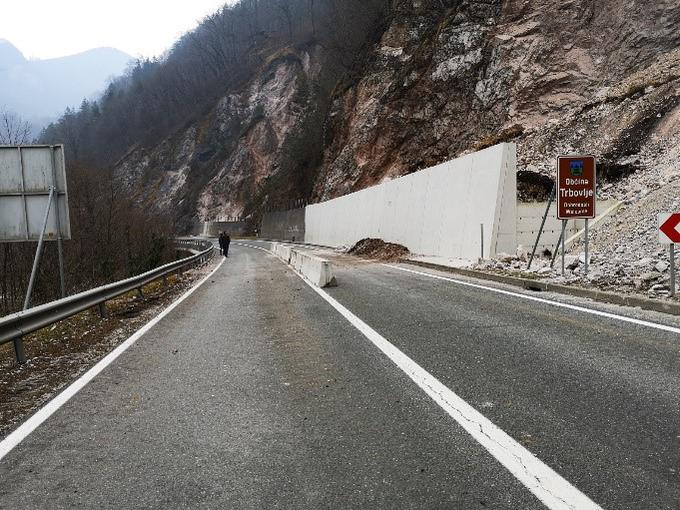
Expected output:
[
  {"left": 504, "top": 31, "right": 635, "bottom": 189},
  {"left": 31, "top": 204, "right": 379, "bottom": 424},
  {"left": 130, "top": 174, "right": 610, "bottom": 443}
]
[{"left": 41, "top": 0, "right": 680, "bottom": 232}]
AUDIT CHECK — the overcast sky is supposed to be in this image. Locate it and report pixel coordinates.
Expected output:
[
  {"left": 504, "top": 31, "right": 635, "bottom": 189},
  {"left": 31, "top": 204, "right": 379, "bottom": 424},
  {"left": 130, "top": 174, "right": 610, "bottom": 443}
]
[{"left": 0, "top": 0, "right": 231, "bottom": 60}]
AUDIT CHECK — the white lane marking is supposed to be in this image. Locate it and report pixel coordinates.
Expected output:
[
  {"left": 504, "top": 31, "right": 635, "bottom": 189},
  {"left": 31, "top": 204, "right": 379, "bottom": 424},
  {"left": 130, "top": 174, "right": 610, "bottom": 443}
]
[
  {"left": 0, "top": 258, "right": 226, "bottom": 462},
  {"left": 238, "top": 242, "right": 602, "bottom": 510},
  {"left": 383, "top": 264, "right": 680, "bottom": 335}
]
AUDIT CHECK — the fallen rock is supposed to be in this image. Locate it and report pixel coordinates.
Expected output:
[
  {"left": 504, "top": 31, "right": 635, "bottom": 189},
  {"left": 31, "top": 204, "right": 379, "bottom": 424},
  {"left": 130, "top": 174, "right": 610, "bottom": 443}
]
[
  {"left": 565, "top": 255, "right": 580, "bottom": 270},
  {"left": 640, "top": 271, "right": 662, "bottom": 282},
  {"left": 634, "top": 257, "right": 655, "bottom": 268},
  {"left": 655, "top": 261, "right": 669, "bottom": 273}
]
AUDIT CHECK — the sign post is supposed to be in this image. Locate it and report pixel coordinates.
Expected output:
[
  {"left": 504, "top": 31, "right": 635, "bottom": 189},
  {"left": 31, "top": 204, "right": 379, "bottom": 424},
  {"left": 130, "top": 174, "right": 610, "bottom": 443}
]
[
  {"left": 527, "top": 184, "right": 555, "bottom": 270},
  {"left": 672, "top": 244, "right": 676, "bottom": 298},
  {"left": 557, "top": 156, "right": 597, "bottom": 276},
  {"left": 0, "top": 145, "right": 71, "bottom": 363},
  {"left": 658, "top": 213, "right": 680, "bottom": 297}
]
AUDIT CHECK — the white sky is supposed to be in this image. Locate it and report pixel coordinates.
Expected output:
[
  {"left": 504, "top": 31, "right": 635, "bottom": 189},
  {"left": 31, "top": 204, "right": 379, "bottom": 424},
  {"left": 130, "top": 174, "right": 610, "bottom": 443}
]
[{"left": 0, "top": 0, "right": 232, "bottom": 60}]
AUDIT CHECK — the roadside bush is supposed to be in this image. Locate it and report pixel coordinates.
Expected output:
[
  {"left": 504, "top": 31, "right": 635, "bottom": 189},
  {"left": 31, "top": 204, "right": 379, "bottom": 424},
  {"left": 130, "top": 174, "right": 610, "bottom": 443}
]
[{"left": 0, "top": 163, "right": 174, "bottom": 315}]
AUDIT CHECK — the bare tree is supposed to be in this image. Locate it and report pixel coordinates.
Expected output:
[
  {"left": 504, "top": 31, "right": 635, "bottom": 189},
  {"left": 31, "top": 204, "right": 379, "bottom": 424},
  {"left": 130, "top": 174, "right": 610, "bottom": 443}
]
[
  {"left": 309, "top": 0, "right": 316, "bottom": 36},
  {"left": 277, "top": 0, "right": 294, "bottom": 41},
  {"left": 0, "top": 108, "right": 32, "bottom": 145}
]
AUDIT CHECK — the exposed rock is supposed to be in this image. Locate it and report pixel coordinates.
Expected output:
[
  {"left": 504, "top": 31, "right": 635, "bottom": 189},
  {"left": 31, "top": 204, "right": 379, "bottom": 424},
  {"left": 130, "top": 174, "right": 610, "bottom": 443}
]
[
  {"left": 640, "top": 271, "right": 662, "bottom": 283},
  {"left": 634, "top": 258, "right": 655, "bottom": 268},
  {"left": 110, "top": 0, "right": 680, "bottom": 251},
  {"left": 565, "top": 255, "right": 580, "bottom": 270},
  {"left": 655, "top": 261, "right": 670, "bottom": 273}
]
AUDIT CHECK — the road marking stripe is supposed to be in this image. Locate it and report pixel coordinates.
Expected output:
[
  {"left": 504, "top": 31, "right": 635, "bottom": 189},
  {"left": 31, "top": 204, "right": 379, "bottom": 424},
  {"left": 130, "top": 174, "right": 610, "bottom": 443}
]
[
  {"left": 384, "top": 264, "right": 680, "bottom": 335},
  {"left": 0, "top": 258, "right": 226, "bottom": 462},
  {"left": 239, "top": 242, "right": 602, "bottom": 510}
]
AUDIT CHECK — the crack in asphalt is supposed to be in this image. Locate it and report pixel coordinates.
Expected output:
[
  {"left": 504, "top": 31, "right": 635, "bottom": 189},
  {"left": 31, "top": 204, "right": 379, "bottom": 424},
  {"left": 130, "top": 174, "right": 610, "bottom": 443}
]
[{"left": 412, "top": 368, "right": 580, "bottom": 510}]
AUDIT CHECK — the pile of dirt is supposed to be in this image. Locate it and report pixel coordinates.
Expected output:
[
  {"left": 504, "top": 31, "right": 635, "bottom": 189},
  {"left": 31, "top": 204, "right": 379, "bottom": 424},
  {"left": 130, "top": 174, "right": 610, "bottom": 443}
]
[{"left": 348, "top": 238, "right": 410, "bottom": 262}]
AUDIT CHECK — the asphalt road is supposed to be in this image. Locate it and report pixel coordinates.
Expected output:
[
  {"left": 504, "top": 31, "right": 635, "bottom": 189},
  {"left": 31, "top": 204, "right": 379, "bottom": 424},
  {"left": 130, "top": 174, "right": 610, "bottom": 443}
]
[{"left": 1, "top": 243, "right": 679, "bottom": 509}]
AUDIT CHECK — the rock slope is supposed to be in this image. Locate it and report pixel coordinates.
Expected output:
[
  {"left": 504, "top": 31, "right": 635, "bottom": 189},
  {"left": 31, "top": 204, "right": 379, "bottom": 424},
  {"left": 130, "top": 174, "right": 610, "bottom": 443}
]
[{"left": 114, "top": 0, "right": 680, "bottom": 234}]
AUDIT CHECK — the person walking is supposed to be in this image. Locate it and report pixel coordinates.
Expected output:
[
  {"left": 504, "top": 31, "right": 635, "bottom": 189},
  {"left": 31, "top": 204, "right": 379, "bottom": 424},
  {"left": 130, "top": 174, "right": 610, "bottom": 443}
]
[
  {"left": 224, "top": 233, "right": 231, "bottom": 258},
  {"left": 218, "top": 232, "right": 225, "bottom": 256}
]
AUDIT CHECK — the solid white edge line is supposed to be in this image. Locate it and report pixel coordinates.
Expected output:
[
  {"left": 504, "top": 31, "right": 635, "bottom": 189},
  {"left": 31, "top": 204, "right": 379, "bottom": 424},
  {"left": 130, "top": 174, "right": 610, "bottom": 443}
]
[
  {"left": 383, "top": 264, "right": 680, "bottom": 335},
  {"left": 0, "top": 257, "right": 226, "bottom": 462},
  {"left": 238, "top": 242, "right": 603, "bottom": 510}
]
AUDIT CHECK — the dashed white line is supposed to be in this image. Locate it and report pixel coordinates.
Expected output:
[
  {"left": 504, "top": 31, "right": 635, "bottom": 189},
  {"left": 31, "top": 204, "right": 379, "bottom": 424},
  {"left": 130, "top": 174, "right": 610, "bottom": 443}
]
[{"left": 0, "top": 257, "right": 226, "bottom": 462}]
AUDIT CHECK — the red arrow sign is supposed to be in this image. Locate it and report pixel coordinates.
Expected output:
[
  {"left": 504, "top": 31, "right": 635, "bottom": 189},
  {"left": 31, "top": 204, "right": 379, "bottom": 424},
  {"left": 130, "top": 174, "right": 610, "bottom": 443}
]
[{"left": 659, "top": 213, "right": 680, "bottom": 243}]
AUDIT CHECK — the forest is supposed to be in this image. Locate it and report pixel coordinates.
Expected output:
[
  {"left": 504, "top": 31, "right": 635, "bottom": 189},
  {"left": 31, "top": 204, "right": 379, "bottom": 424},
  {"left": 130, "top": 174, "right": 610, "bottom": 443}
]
[
  {"left": 40, "top": 0, "right": 392, "bottom": 166},
  {"left": 0, "top": 110, "right": 172, "bottom": 315}
]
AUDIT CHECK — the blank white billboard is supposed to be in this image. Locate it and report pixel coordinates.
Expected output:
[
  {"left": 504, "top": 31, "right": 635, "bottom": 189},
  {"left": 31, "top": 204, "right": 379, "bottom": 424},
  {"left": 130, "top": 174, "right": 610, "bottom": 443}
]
[{"left": 0, "top": 145, "right": 71, "bottom": 242}]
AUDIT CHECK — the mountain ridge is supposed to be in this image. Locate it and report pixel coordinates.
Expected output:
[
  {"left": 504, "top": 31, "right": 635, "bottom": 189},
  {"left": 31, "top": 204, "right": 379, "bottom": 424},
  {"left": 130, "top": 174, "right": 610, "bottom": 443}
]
[{"left": 0, "top": 40, "right": 132, "bottom": 130}]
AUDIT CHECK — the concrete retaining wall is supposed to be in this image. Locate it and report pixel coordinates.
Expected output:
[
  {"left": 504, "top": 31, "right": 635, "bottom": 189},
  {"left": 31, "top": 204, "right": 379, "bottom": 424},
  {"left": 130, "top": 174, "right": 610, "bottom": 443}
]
[
  {"left": 192, "top": 221, "right": 249, "bottom": 237},
  {"left": 517, "top": 199, "right": 618, "bottom": 254},
  {"left": 304, "top": 143, "right": 517, "bottom": 260},
  {"left": 261, "top": 208, "right": 305, "bottom": 242}
]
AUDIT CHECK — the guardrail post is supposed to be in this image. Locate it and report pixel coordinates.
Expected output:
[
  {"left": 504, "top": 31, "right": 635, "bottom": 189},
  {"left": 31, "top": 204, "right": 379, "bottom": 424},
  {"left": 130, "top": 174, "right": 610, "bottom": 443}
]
[
  {"left": 13, "top": 338, "right": 26, "bottom": 364},
  {"left": 98, "top": 302, "right": 108, "bottom": 318},
  {"left": 137, "top": 288, "right": 144, "bottom": 300}
]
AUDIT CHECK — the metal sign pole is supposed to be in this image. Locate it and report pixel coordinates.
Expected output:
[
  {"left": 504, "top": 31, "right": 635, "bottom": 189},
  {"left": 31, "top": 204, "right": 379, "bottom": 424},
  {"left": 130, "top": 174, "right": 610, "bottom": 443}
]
[
  {"left": 528, "top": 184, "right": 555, "bottom": 270},
  {"left": 584, "top": 219, "right": 589, "bottom": 276},
  {"left": 24, "top": 187, "right": 55, "bottom": 310},
  {"left": 671, "top": 244, "right": 676, "bottom": 298},
  {"left": 561, "top": 220, "right": 567, "bottom": 276},
  {"left": 550, "top": 226, "right": 563, "bottom": 269},
  {"left": 15, "top": 186, "right": 56, "bottom": 363},
  {"left": 50, "top": 146, "right": 66, "bottom": 298},
  {"left": 480, "top": 223, "right": 484, "bottom": 260}
]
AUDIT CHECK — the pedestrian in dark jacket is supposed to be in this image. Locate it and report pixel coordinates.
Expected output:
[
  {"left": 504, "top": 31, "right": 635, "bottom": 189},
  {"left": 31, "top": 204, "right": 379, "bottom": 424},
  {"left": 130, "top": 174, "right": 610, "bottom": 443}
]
[
  {"left": 218, "top": 232, "right": 225, "bottom": 255},
  {"left": 224, "top": 234, "right": 231, "bottom": 258}
]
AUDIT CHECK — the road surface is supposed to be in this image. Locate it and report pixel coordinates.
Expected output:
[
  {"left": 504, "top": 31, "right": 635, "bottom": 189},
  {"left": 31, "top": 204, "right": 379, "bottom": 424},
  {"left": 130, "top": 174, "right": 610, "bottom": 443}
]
[{"left": 1, "top": 242, "right": 679, "bottom": 509}]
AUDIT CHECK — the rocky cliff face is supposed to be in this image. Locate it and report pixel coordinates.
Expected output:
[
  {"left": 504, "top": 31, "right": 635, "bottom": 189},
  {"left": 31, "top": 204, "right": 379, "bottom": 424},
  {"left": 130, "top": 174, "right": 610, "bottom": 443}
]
[
  {"left": 317, "top": 0, "right": 680, "bottom": 201},
  {"left": 114, "top": 0, "right": 680, "bottom": 228},
  {"left": 116, "top": 45, "right": 337, "bottom": 227}
]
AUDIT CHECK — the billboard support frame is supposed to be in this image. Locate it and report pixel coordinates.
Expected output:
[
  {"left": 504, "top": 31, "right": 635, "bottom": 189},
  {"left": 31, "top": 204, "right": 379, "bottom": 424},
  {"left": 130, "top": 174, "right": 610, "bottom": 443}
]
[
  {"left": 0, "top": 144, "right": 70, "bottom": 363},
  {"left": 14, "top": 186, "right": 56, "bottom": 363},
  {"left": 50, "top": 146, "right": 66, "bottom": 298}
]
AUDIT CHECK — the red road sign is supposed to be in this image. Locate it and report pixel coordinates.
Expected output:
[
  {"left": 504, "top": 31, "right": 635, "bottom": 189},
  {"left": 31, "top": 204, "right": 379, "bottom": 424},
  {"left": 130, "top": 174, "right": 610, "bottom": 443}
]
[
  {"left": 659, "top": 213, "right": 680, "bottom": 244},
  {"left": 557, "top": 156, "right": 596, "bottom": 220}
]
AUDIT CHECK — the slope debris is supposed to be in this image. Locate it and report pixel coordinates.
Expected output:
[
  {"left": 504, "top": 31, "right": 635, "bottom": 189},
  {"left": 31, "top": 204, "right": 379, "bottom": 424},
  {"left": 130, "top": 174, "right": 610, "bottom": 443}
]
[{"left": 349, "top": 239, "right": 410, "bottom": 262}]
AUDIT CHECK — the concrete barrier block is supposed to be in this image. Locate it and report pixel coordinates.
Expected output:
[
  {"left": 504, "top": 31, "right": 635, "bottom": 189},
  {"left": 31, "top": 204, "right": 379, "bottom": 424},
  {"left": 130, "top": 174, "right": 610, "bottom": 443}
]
[
  {"left": 290, "top": 249, "right": 337, "bottom": 288},
  {"left": 270, "top": 243, "right": 337, "bottom": 288},
  {"left": 289, "top": 249, "right": 303, "bottom": 271},
  {"left": 279, "top": 245, "right": 292, "bottom": 264},
  {"left": 271, "top": 242, "right": 292, "bottom": 264}
]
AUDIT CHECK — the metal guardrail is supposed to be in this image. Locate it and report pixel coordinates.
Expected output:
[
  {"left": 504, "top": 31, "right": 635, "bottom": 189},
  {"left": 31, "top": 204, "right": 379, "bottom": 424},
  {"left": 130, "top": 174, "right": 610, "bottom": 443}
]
[{"left": 1, "top": 238, "right": 214, "bottom": 362}]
